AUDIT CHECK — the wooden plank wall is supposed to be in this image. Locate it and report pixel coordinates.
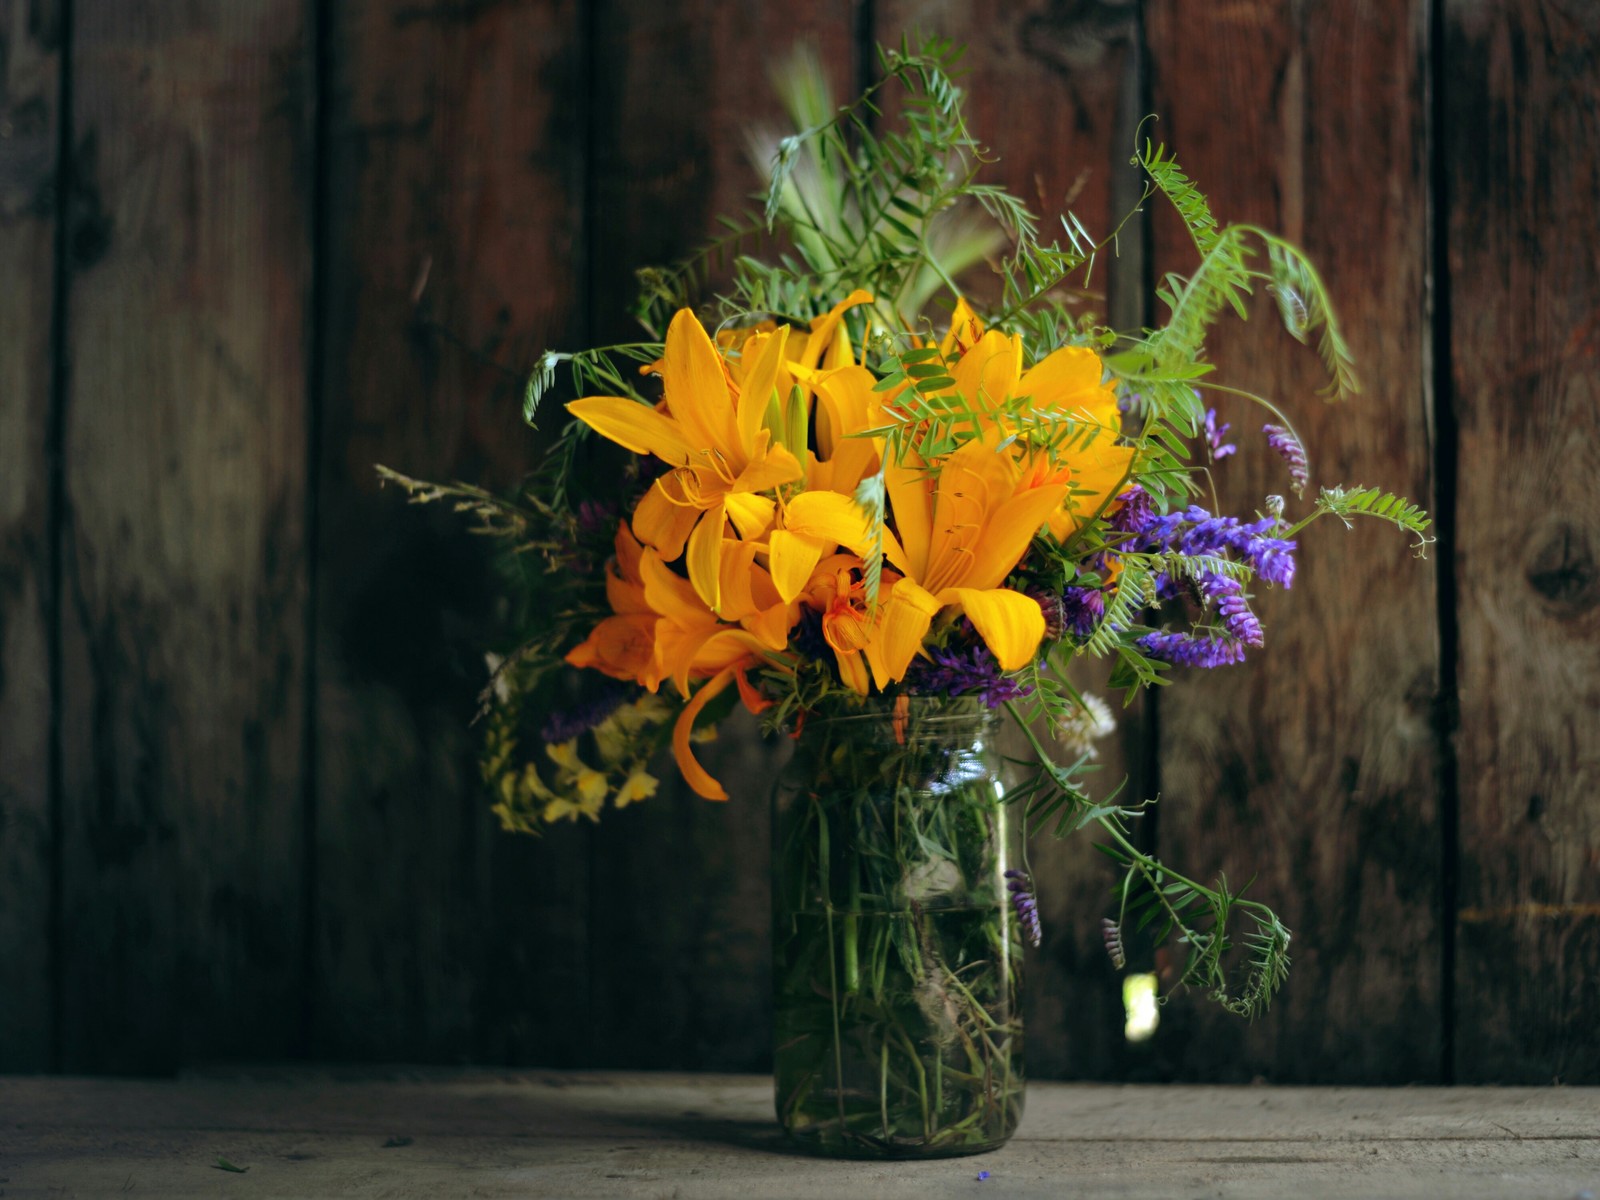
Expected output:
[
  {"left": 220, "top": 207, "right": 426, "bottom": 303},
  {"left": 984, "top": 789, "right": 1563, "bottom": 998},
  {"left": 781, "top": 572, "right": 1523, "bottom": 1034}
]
[
  {"left": 1143, "top": 0, "right": 1442, "bottom": 1083},
  {"left": 0, "top": 0, "right": 60, "bottom": 1072},
  {"left": 0, "top": 0, "right": 1594, "bottom": 1083}
]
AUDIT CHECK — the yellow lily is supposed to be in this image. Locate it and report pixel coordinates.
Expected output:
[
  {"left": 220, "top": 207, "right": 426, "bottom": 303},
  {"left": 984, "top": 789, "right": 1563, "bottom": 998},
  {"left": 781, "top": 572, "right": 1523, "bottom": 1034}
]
[
  {"left": 929, "top": 301, "right": 1136, "bottom": 539},
  {"left": 567, "top": 308, "right": 802, "bottom": 614},
  {"left": 775, "top": 437, "right": 1065, "bottom": 685},
  {"left": 877, "top": 438, "right": 1070, "bottom": 675}
]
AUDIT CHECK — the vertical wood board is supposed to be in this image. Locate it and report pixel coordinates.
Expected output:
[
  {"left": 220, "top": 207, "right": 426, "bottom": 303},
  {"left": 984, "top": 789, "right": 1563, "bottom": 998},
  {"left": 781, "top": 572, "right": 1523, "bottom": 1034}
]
[
  {"left": 1144, "top": 0, "right": 1442, "bottom": 1082},
  {"left": 314, "top": 0, "right": 589, "bottom": 1063},
  {"left": 0, "top": 0, "right": 62, "bottom": 1071},
  {"left": 57, "top": 0, "right": 314, "bottom": 1070},
  {"left": 1446, "top": 0, "right": 1600, "bottom": 1084}
]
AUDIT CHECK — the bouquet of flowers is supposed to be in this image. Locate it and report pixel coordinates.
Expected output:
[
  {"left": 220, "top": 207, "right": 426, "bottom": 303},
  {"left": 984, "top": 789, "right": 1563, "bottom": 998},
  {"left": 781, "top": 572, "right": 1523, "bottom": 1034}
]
[{"left": 383, "top": 39, "right": 1430, "bottom": 1157}]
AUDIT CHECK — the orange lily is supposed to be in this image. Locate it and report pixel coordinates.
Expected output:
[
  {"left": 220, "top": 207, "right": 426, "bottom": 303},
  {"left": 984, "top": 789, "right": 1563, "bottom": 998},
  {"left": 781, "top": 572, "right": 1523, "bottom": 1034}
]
[
  {"left": 565, "top": 523, "right": 658, "bottom": 682},
  {"left": 567, "top": 523, "right": 786, "bottom": 801}
]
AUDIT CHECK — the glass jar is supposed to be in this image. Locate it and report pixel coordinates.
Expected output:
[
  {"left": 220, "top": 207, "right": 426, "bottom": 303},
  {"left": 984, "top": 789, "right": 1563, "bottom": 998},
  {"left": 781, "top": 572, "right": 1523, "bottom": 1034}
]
[{"left": 771, "top": 699, "right": 1025, "bottom": 1158}]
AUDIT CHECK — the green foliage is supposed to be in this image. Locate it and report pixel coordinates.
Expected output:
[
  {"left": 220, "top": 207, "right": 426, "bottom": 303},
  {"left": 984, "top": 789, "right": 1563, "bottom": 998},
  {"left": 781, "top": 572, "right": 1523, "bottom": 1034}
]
[{"left": 1295, "top": 485, "right": 1434, "bottom": 553}]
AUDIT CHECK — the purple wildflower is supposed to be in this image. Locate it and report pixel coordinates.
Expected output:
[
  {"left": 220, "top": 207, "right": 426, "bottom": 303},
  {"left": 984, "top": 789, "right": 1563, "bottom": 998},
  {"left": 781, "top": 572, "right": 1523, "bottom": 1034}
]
[
  {"left": 905, "top": 644, "right": 1033, "bottom": 709},
  {"left": 540, "top": 685, "right": 628, "bottom": 744},
  {"left": 1132, "top": 505, "right": 1298, "bottom": 590},
  {"left": 1110, "top": 485, "right": 1156, "bottom": 535},
  {"left": 1101, "top": 918, "right": 1126, "bottom": 969},
  {"left": 1137, "top": 629, "right": 1249, "bottom": 669},
  {"left": 1263, "top": 424, "right": 1310, "bottom": 496},
  {"left": 1005, "top": 870, "right": 1042, "bottom": 948},
  {"left": 574, "top": 498, "right": 616, "bottom": 537},
  {"left": 1025, "top": 586, "right": 1068, "bottom": 641},
  {"left": 1204, "top": 408, "right": 1237, "bottom": 461},
  {"left": 1199, "top": 573, "right": 1264, "bottom": 647},
  {"left": 1059, "top": 586, "right": 1106, "bottom": 638}
]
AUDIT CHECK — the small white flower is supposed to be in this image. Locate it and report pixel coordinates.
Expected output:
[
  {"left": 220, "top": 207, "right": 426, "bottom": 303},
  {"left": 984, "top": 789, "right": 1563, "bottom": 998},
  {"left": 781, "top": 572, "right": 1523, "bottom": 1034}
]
[{"left": 1055, "top": 693, "right": 1116, "bottom": 759}]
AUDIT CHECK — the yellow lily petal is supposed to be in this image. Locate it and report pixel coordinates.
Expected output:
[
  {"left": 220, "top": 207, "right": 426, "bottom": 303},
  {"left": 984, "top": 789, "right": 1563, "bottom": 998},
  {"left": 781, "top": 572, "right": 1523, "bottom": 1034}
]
[
  {"left": 716, "top": 539, "right": 761, "bottom": 621},
  {"left": 742, "top": 599, "right": 792, "bottom": 651},
  {"left": 940, "top": 587, "right": 1046, "bottom": 672},
  {"left": 768, "top": 529, "right": 824, "bottom": 605},
  {"left": 613, "top": 521, "right": 645, "bottom": 583},
  {"left": 951, "top": 329, "right": 1022, "bottom": 412},
  {"left": 640, "top": 548, "right": 713, "bottom": 628},
  {"left": 963, "top": 482, "right": 1070, "bottom": 592},
  {"left": 731, "top": 435, "right": 804, "bottom": 494},
  {"left": 938, "top": 295, "right": 986, "bottom": 360},
  {"left": 632, "top": 475, "right": 700, "bottom": 561},
  {"left": 1017, "top": 344, "right": 1119, "bottom": 423},
  {"left": 567, "top": 397, "right": 693, "bottom": 465},
  {"left": 686, "top": 502, "right": 726, "bottom": 613},
  {"left": 923, "top": 442, "right": 1022, "bottom": 593},
  {"left": 884, "top": 447, "right": 932, "bottom": 581},
  {"left": 661, "top": 308, "right": 743, "bottom": 463},
  {"left": 565, "top": 614, "right": 655, "bottom": 682},
  {"left": 800, "top": 289, "right": 874, "bottom": 372},
  {"left": 724, "top": 491, "right": 775, "bottom": 541},
  {"left": 673, "top": 668, "right": 737, "bottom": 801},
  {"left": 869, "top": 578, "right": 941, "bottom": 684},
  {"left": 834, "top": 648, "right": 871, "bottom": 696},
  {"left": 813, "top": 365, "right": 881, "bottom": 458},
  {"left": 604, "top": 571, "right": 649, "bottom": 615},
  {"left": 784, "top": 490, "right": 909, "bottom": 572},
  {"left": 1046, "top": 441, "right": 1138, "bottom": 540},
  {"left": 736, "top": 324, "right": 791, "bottom": 453}
]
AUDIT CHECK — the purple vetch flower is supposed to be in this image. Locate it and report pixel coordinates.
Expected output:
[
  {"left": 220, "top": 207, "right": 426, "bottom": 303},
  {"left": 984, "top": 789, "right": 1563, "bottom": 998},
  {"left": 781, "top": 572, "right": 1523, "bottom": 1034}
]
[
  {"left": 1025, "top": 586, "right": 1069, "bottom": 641},
  {"left": 1199, "top": 573, "right": 1265, "bottom": 648},
  {"left": 904, "top": 643, "right": 1033, "bottom": 709},
  {"left": 539, "top": 684, "right": 628, "bottom": 744},
  {"left": 1132, "top": 505, "right": 1299, "bottom": 590},
  {"left": 1263, "top": 424, "right": 1310, "bottom": 496},
  {"left": 1110, "top": 485, "right": 1156, "bottom": 535},
  {"left": 1137, "top": 629, "right": 1249, "bottom": 669},
  {"left": 1101, "top": 918, "right": 1126, "bottom": 969},
  {"left": 1059, "top": 586, "right": 1106, "bottom": 638},
  {"left": 1204, "top": 408, "right": 1237, "bottom": 461},
  {"left": 1005, "top": 870, "right": 1043, "bottom": 948},
  {"left": 574, "top": 498, "right": 616, "bottom": 537}
]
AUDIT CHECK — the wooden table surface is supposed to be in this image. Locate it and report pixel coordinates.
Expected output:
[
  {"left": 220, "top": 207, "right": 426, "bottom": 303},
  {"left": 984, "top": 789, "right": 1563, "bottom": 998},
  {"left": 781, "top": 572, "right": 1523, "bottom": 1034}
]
[{"left": 3, "top": 1069, "right": 1598, "bottom": 1198}]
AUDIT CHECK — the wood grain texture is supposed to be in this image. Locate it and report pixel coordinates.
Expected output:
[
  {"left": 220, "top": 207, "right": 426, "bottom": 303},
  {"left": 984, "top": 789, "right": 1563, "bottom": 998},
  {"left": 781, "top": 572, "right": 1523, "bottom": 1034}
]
[
  {"left": 314, "top": 0, "right": 587, "bottom": 1063},
  {"left": 875, "top": 0, "right": 1147, "bottom": 1081},
  {"left": 56, "top": 0, "right": 313, "bottom": 1070},
  {"left": 1445, "top": 0, "right": 1600, "bottom": 1084},
  {"left": 1144, "top": 0, "right": 1442, "bottom": 1082},
  {"left": 6, "top": 1072, "right": 1600, "bottom": 1200},
  {"left": 0, "top": 0, "right": 61, "bottom": 1071},
  {"left": 583, "top": 3, "right": 857, "bottom": 1071}
]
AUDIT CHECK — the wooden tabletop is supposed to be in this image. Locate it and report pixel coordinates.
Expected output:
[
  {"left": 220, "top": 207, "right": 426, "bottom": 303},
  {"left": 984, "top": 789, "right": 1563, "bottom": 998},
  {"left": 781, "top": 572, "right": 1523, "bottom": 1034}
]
[{"left": 4, "top": 1069, "right": 1597, "bottom": 1198}]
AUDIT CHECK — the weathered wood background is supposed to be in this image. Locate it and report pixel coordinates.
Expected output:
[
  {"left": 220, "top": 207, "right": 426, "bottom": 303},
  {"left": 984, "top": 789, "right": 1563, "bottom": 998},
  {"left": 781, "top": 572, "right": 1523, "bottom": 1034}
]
[{"left": 1, "top": 0, "right": 1595, "bottom": 1083}]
